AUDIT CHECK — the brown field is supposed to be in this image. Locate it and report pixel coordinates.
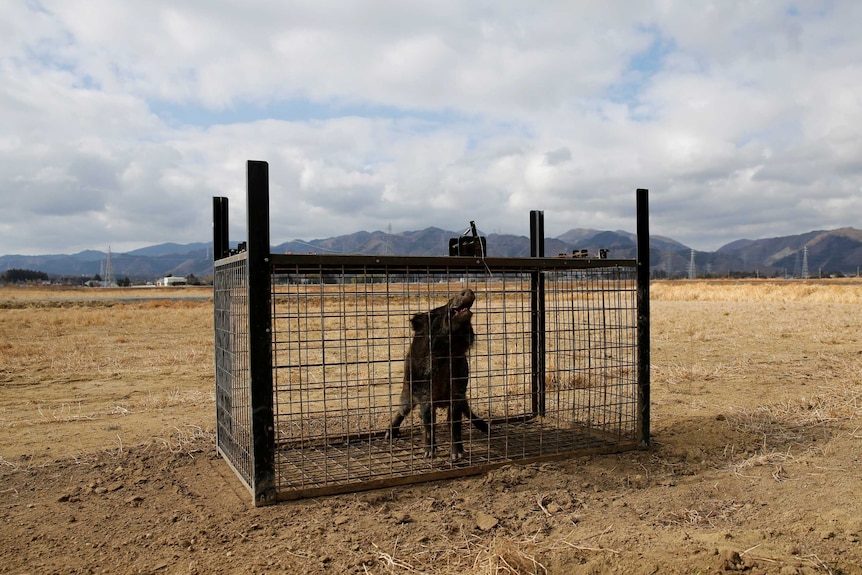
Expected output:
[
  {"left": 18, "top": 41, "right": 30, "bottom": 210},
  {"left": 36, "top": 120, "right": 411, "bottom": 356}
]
[{"left": 1, "top": 281, "right": 861, "bottom": 574}]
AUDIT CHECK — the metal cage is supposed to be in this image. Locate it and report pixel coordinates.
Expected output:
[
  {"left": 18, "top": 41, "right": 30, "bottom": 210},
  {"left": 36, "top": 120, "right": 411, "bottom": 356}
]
[{"left": 214, "top": 161, "right": 650, "bottom": 505}]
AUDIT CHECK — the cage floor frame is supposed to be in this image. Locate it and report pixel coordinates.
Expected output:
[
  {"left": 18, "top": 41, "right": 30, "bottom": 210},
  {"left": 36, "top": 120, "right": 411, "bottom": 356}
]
[{"left": 274, "top": 421, "right": 637, "bottom": 500}]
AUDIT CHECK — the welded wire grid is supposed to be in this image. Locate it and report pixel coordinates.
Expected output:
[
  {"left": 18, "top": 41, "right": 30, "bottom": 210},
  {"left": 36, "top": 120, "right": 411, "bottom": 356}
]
[
  {"left": 213, "top": 255, "right": 254, "bottom": 488},
  {"left": 269, "top": 263, "right": 639, "bottom": 497},
  {"left": 543, "top": 268, "right": 639, "bottom": 437}
]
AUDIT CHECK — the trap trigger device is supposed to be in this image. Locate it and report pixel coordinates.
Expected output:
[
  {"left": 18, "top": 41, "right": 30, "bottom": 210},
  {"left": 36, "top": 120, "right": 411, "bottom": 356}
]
[{"left": 448, "top": 220, "right": 487, "bottom": 257}]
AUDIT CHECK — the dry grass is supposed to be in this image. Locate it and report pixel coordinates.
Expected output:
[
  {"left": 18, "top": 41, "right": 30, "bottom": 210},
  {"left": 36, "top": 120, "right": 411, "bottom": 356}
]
[
  {"left": 468, "top": 535, "right": 549, "bottom": 575},
  {"left": 654, "top": 361, "right": 743, "bottom": 388},
  {"left": 0, "top": 285, "right": 210, "bottom": 303},
  {"left": 370, "top": 528, "right": 619, "bottom": 575},
  {"left": 651, "top": 278, "right": 862, "bottom": 303},
  {"left": 720, "top": 381, "right": 861, "bottom": 481},
  {"left": 0, "top": 302, "right": 211, "bottom": 385},
  {"left": 149, "top": 424, "right": 216, "bottom": 457},
  {"left": 724, "top": 383, "right": 861, "bottom": 442},
  {"left": 0, "top": 295, "right": 214, "bottom": 461},
  {"left": 656, "top": 499, "right": 747, "bottom": 527}
]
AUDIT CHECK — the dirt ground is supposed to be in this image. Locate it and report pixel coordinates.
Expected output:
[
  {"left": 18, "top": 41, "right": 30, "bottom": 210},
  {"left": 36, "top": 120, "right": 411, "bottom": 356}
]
[{"left": 1, "top": 282, "right": 860, "bottom": 574}]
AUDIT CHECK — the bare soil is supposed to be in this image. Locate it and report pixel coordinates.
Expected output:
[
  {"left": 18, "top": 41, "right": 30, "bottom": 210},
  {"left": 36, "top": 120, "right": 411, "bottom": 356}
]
[{"left": 1, "top": 282, "right": 861, "bottom": 574}]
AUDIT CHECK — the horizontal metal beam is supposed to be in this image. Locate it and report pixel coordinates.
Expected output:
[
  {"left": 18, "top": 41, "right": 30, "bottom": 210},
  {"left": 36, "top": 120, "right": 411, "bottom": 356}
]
[{"left": 269, "top": 253, "right": 635, "bottom": 274}]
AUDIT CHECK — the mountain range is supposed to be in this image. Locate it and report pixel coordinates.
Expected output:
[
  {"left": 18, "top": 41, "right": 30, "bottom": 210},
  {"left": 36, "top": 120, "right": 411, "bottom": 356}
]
[{"left": 2, "top": 227, "right": 861, "bottom": 282}]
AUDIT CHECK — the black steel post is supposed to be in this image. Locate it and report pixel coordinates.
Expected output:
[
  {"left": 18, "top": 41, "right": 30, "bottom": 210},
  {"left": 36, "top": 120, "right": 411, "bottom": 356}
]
[
  {"left": 213, "top": 197, "right": 230, "bottom": 261},
  {"left": 635, "top": 189, "right": 651, "bottom": 447},
  {"left": 529, "top": 210, "right": 546, "bottom": 417},
  {"left": 246, "top": 161, "right": 276, "bottom": 504},
  {"left": 212, "top": 196, "right": 229, "bottom": 457}
]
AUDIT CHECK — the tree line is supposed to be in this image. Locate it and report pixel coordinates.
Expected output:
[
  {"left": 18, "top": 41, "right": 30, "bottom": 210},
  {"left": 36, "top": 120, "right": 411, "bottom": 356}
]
[
  {"left": 1, "top": 269, "right": 50, "bottom": 283},
  {"left": 1, "top": 268, "right": 135, "bottom": 286}
]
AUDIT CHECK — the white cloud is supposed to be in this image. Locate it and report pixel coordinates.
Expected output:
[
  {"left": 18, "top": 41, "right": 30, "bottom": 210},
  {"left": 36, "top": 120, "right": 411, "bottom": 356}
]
[{"left": 1, "top": 0, "right": 861, "bottom": 255}]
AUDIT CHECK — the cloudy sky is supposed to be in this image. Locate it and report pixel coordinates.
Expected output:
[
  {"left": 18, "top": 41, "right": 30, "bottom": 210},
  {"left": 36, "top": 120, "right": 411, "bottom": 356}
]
[{"left": 2, "top": 1, "right": 861, "bottom": 255}]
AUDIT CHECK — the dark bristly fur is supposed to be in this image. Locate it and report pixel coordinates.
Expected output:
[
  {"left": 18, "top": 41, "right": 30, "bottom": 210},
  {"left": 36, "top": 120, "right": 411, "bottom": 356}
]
[{"left": 386, "top": 288, "right": 489, "bottom": 461}]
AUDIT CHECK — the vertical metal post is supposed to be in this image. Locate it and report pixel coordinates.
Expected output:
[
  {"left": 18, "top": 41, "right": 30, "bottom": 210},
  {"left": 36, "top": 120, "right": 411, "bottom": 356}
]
[
  {"left": 529, "top": 210, "right": 546, "bottom": 417},
  {"left": 213, "top": 197, "right": 230, "bottom": 261},
  {"left": 635, "top": 189, "right": 651, "bottom": 447},
  {"left": 246, "top": 161, "right": 276, "bottom": 504},
  {"left": 212, "top": 196, "right": 229, "bottom": 456}
]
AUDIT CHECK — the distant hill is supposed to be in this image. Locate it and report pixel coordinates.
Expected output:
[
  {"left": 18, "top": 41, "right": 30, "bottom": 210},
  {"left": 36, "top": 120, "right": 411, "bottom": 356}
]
[
  {"left": 2, "top": 228, "right": 861, "bottom": 282},
  {"left": 713, "top": 227, "right": 862, "bottom": 277},
  {"left": 126, "top": 242, "right": 211, "bottom": 258}
]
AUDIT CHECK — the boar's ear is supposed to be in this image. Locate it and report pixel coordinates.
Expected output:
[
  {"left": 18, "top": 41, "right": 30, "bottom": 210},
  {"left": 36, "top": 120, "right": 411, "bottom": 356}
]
[{"left": 410, "top": 312, "right": 429, "bottom": 332}]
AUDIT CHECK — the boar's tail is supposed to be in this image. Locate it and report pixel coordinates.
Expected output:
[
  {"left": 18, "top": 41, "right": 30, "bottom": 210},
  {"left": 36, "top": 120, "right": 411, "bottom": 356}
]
[{"left": 470, "top": 411, "right": 489, "bottom": 434}]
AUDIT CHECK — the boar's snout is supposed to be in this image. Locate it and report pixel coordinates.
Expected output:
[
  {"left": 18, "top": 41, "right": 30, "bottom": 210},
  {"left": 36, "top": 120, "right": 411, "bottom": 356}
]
[{"left": 449, "top": 288, "right": 475, "bottom": 317}]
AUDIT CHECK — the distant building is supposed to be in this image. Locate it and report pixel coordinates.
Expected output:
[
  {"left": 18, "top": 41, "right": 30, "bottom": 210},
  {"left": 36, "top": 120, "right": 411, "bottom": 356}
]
[{"left": 157, "top": 276, "right": 187, "bottom": 286}]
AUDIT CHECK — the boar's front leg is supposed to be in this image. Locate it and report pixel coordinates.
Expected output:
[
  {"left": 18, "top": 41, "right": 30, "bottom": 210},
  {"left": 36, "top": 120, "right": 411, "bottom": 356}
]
[{"left": 386, "top": 390, "right": 413, "bottom": 440}]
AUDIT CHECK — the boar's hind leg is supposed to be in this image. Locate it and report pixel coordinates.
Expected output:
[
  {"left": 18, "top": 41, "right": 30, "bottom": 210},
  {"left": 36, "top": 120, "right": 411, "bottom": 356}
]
[
  {"left": 419, "top": 403, "right": 436, "bottom": 458},
  {"left": 469, "top": 409, "right": 489, "bottom": 434},
  {"left": 449, "top": 400, "right": 467, "bottom": 461}
]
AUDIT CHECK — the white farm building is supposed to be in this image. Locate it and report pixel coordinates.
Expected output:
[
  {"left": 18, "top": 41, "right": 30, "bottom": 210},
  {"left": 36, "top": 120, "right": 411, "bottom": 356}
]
[{"left": 157, "top": 276, "right": 187, "bottom": 286}]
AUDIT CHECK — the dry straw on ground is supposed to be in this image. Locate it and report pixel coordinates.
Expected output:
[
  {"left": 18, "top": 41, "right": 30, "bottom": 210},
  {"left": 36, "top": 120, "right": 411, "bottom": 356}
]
[{"left": 651, "top": 278, "right": 862, "bottom": 303}]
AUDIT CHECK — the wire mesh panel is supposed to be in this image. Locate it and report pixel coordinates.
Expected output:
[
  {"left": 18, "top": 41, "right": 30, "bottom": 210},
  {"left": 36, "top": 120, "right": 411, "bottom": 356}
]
[
  {"left": 266, "top": 257, "right": 640, "bottom": 499},
  {"left": 214, "top": 253, "right": 254, "bottom": 489},
  {"left": 543, "top": 268, "right": 639, "bottom": 437}
]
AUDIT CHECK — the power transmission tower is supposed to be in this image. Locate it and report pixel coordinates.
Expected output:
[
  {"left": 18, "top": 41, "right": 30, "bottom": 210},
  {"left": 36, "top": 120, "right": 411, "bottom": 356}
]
[
  {"left": 687, "top": 249, "right": 696, "bottom": 279},
  {"left": 801, "top": 246, "right": 810, "bottom": 279},
  {"left": 384, "top": 224, "right": 392, "bottom": 255},
  {"left": 663, "top": 249, "right": 674, "bottom": 277},
  {"left": 104, "top": 246, "right": 115, "bottom": 287}
]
